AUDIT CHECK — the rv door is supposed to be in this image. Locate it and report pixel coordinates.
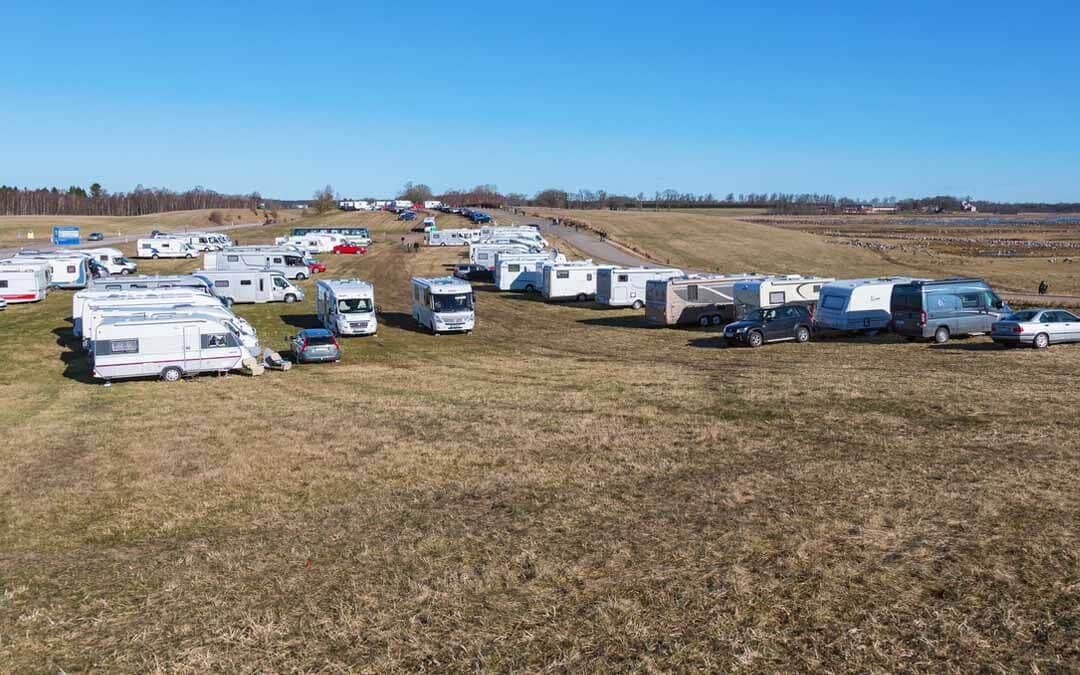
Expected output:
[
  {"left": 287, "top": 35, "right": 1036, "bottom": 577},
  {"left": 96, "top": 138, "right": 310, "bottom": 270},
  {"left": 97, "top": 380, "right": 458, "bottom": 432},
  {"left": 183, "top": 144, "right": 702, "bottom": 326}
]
[{"left": 183, "top": 325, "right": 200, "bottom": 366}]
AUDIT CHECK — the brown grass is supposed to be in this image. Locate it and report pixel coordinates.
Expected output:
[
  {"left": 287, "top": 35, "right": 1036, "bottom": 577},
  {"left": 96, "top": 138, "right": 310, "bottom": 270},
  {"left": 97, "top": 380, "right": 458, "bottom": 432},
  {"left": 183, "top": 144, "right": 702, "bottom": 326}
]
[{"left": 0, "top": 213, "right": 1077, "bottom": 671}]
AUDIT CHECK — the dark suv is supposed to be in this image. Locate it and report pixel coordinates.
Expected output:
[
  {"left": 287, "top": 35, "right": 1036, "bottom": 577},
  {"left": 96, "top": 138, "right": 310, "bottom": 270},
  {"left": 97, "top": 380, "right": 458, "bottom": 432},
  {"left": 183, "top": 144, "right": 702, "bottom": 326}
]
[{"left": 723, "top": 304, "right": 813, "bottom": 347}]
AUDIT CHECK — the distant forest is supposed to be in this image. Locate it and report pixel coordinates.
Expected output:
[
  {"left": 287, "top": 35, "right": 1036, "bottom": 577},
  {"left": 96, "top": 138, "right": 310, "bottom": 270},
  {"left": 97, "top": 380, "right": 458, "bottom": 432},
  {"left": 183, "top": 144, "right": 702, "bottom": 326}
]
[{"left": 0, "top": 184, "right": 261, "bottom": 217}]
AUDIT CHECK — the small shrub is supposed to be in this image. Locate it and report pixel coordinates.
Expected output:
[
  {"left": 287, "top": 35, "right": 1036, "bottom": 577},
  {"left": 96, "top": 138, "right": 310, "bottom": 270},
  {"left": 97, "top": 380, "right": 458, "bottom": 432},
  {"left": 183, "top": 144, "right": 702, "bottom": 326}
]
[{"left": 208, "top": 211, "right": 225, "bottom": 226}]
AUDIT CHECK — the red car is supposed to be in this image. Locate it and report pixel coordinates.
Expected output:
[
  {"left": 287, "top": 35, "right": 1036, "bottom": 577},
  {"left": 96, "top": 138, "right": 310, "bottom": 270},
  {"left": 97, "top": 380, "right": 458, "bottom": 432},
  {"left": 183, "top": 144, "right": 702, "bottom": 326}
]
[
  {"left": 306, "top": 259, "right": 326, "bottom": 273},
  {"left": 332, "top": 243, "right": 367, "bottom": 255}
]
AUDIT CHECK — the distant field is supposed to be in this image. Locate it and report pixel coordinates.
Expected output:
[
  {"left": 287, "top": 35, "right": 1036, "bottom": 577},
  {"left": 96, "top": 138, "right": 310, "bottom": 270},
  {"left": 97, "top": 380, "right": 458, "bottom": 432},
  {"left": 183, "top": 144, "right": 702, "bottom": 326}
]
[
  {"left": 0, "top": 212, "right": 1077, "bottom": 671},
  {"left": 529, "top": 207, "right": 1080, "bottom": 296}
]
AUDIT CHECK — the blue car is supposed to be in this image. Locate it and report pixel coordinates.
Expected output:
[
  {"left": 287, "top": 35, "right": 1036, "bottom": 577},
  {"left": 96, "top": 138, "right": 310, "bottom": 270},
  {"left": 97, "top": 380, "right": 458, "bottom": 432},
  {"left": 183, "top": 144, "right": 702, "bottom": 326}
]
[
  {"left": 471, "top": 212, "right": 492, "bottom": 224},
  {"left": 288, "top": 329, "right": 341, "bottom": 363},
  {"left": 400, "top": 211, "right": 417, "bottom": 221}
]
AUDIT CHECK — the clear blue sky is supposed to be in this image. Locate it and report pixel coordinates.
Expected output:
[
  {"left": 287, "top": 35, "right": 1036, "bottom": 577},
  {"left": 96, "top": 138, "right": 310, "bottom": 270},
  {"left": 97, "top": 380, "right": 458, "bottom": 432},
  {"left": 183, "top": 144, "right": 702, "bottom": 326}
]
[{"left": 1, "top": 1, "right": 1077, "bottom": 202}]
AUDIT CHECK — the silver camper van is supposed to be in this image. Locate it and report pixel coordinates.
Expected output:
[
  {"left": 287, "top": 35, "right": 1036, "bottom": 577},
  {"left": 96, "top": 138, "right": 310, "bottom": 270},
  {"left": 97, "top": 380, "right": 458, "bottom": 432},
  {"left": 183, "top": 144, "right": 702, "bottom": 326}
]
[{"left": 195, "top": 270, "right": 304, "bottom": 305}]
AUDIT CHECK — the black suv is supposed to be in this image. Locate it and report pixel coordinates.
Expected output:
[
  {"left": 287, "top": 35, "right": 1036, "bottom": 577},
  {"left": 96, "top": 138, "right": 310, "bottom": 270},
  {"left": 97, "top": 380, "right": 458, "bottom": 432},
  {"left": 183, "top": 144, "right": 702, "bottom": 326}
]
[{"left": 723, "top": 304, "right": 813, "bottom": 347}]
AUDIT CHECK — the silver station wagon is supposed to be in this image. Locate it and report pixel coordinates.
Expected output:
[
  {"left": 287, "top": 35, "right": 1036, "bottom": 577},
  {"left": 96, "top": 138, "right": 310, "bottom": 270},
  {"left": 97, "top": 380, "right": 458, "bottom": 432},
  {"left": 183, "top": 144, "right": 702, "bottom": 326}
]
[{"left": 991, "top": 309, "right": 1080, "bottom": 349}]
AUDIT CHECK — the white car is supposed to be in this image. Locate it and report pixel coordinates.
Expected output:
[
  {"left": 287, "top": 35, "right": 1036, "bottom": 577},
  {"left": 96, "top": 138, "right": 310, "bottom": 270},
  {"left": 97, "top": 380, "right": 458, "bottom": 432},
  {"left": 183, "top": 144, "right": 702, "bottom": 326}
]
[{"left": 991, "top": 308, "right": 1080, "bottom": 349}]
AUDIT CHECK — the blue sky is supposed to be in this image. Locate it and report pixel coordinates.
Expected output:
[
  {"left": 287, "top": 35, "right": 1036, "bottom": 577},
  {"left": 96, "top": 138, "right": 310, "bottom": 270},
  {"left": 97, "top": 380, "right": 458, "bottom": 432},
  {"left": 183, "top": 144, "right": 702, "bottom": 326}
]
[{"left": 1, "top": 1, "right": 1077, "bottom": 201}]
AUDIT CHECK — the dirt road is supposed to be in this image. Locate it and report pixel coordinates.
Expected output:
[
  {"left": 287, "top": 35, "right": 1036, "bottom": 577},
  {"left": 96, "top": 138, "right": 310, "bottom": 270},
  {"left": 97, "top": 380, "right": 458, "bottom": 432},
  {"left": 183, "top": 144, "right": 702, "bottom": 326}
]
[
  {"left": 0, "top": 220, "right": 266, "bottom": 258},
  {"left": 492, "top": 209, "right": 654, "bottom": 267}
]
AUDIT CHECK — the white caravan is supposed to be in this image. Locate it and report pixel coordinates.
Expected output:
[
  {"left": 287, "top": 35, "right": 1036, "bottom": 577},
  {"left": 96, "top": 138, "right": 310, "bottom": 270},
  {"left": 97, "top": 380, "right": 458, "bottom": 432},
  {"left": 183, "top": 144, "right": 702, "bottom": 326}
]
[
  {"left": 204, "top": 247, "right": 311, "bottom": 280},
  {"left": 90, "top": 306, "right": 258, "bottom": 353},
  {"left": 77, "top": 289, "right": 227, "bottom": 339},
  {"left": 411, "top": 276, "right": 475, "bottom": 334},
  {"left": 479, "top": 226, "right": 547, "bottom": 247},
  {"left": 7, "top": 253, "right": 92, "bottom": 288},
  {"left": 733, "top": 275, "right": 835, "bottom": 317},
  {"left": 91, "top": 315, "right": 255, "bottom": 382},
  {"left": 273, "top": 234, "right": 339, "bottom": 253},
  {"left": 541, "top": 261, "right": 615, "bottom": 301},
  {"left": 316, "top": 279, "right": 377, "bottom": 336},
  {"left": 814, "top": 277, "right": 922, "bottom": 334},
  {"left": 88, "top": 274, "right": 212, "bottom": 294},
  {"left": 194, "top": 270, "right": 304, "bottom": 305},
  {"left": 0, "top": 264, "right": 50, "bottom": 303},
  {"left": 494, "top": 251, "right": 567, "bottom": 291},
  {"left": 596, "top": 266, "right": 683, "bottom": 309},
  {"left": 136, "top": 237, "right": 196, "bottom": 259},
  {"left": 469, "top": 242, "right": 543, "bottom": 269},
  {"left": 426, "top": 229, "right": 478, "bottom": 246},
  {"left": 82, "top": 247, "right": 138, "bottom": 275},
  {"left": 82, "top": 295, "right": 246, "bottom": 350},
  {"left": 175, "top": 232, "right": 228, "bottom": 251}
]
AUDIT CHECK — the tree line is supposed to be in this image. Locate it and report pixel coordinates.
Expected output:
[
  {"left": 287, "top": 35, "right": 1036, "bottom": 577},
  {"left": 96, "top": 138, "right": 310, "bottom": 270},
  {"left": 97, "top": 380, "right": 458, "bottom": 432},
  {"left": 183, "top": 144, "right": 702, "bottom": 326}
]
[{"left": 0, "top": 184, "right": 262, "bottom": 217}]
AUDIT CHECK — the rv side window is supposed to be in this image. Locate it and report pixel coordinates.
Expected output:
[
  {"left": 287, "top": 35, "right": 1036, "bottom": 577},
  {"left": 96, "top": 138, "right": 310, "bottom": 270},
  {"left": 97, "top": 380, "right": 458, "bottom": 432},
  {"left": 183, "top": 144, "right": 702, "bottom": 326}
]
[
  {"left": 769, "top": 291, "right": 785, "bottom": 304},
  {"left": 140, "top": 243, "right": 150, "bottom": 249},
  {"left": 202, "top": 334, "right": 236, "bottom": 349},
  {"left": 273, "top": 257, "right": 283, "bottom": 264},
  {"left": 587, "top": 273, "right": 593, "bottom": 281},
  {"left": 686, "top": 285, "right": 698, "bottom": 301},
  {"left": 227, "top": 255, "right": 239, "bottom": 262},
  {"left": 67, "top": 265, "right": 76, "bottom": 273},
  {"left": 556, "top": 270, "right": 569, "bottom": 279},
  {"left": 508, "top": 264, "right": 521, "bottom": 272},
  {"left": 617, "top": 274, "right": 629, "bottom": 283},
  {"left": 240, "top": 280, "right": 252, "bottom": 286},
  {"left": 0, "top": 280, "right": 7, "bottom": 288},
  {"left": 215, "top": 280, "right": 230, "bottom": 288},
  {"left": 821, "top": 295, "right": 846, "bottom": 310},
  {"left": 960, "top": 293, "right": 981, "bottom": 309},
  {"left": 106, "top": 338, "right": 139, "bottom": 354}
]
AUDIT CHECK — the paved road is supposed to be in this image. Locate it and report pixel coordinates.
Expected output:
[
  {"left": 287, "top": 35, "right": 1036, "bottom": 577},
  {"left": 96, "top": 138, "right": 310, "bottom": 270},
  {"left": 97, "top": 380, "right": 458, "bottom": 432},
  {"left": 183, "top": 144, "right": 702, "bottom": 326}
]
[
  {"left": 492, "top": 209, "right": 654, "bottom": 267},
  {"left": 0, "top": 219, "right": 266, "bottom": 258}
]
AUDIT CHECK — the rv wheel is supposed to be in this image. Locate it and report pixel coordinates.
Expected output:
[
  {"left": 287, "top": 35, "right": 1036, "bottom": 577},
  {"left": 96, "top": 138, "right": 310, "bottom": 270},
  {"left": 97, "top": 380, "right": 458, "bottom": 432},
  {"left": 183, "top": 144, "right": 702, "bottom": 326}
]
[
  {"left": 698, "top": 316, "right": 710, "bottom": 328},
  {"left": 296, "top": 272, "right": 308, "bottom": 280},
  {"left": 795, "top": 326, "right": 811, "bottom": 343},
  {"left": 152, "top": 253, "right": 160, "bottom": 259},
  {"left": 161, "top": 367, "right": 183, "bottom": 382},
  {"left": 710, "top": 315, "right": 723, "bottom": 326},
  {"left": 631, "top": 300, "right": 644, "bottom": 310},
  {"left": 748, "top": 331, "right": 764, "bottom": 348},
  {"left": 186, "top": 253, "right": 194, "bottom": 258},
  {"left": 524, "top": 284, "right": 536, "bottom": 293},
  {"left": 223, "top": 297, "right": 234, "bottom": 307},
  {"left": 284, "top": 294, "right": 297, "bottom": 304},
  {"left": 933, "top": 326, "right": 950, "bottom": 344},
  {"left": 1034, "top": 332, "right": 1050, "bottom": 349},
  {"left": 120, "top": 269, "right": 130, "bottom": 275}
]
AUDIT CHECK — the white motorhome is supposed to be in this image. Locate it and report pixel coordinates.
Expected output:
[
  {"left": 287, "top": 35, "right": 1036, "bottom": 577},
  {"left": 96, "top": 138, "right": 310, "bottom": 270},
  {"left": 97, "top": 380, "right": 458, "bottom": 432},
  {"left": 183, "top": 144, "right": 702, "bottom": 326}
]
[
  {"left": 316, "top": 279, "right": 377, "bottom": 336},
  {"left": 88, "top": 274, "right": 212, "bottom": 294},
  {"left": 175, "top": 232, "right": 228, "bottom": 251},
  {"left": 423, "top": 200, "right": 442, "bottom": 209},
  {"left": 77, "top": 289, "right": 227, "bottom": 339},
  {"left": 194, "top": 270, "right": 304, "bottom": 305},
  {"left": 273, "top": 234, "right": 339, "bottom": 253},
  {"left": 814, "top": 277, "right": 922, "bottom": 334},
  {"left": 469, "top": 242, "right": 543, "bottom": 269},
  {"left": 394, "top": 199, "right": 413, "bottom": 209},
  {"left": 204, "top": 247, "right": 311, "bottom": 280},
  {"left": 7, "top": 253, "right": 92, "bottom": 288},
  {"left": 411, "top": 276, "right": 475, "bottom": 334},
  {"left": 82, "top": 247, "right": 138, "bottom": 275},
  {"left": 733, "top": 275, "right": 835, "bottom": 317},
  {"left": 494, "top": 251, "right": 567, "bottom": 292},
  {"left": 91, "top": 315, "right": 255, "bottom": 382},
  {"left": 136, "top": 237, "right": 196, "bottom": 259},
  {"left": 541, "top": 261, "right": 615, "bottom": 302},
  {"left": 426, "top": 228, "right": 477, "bottom": 246},
  {"left": 596, "top": 266, "right": 683, "bottom": 309},
  {"left": 479, "top": 226, "right": 547, "bottom": 247},
  {"left": 0, "top": 263, "right": 50, "bottom": 303}
]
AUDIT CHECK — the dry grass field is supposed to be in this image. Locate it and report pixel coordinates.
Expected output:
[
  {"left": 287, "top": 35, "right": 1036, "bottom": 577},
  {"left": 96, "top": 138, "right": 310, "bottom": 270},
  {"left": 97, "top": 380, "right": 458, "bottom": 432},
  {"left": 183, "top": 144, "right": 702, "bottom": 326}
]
[{"left": 0, "top": 210, "right": 1078, "bottom": 671}]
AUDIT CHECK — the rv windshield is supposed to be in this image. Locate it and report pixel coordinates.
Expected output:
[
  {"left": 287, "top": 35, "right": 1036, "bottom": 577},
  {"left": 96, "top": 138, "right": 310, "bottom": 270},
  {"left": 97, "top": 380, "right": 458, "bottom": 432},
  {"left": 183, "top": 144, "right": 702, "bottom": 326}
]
[
  {"left": 338, "top": 298, "right": 373, "bottom": 313},
  {"left": 432, "top": 292, "right": 474, "bottom": 313},
  {"left": 116, "top": 256, "right": 132, "bottom": 264}
]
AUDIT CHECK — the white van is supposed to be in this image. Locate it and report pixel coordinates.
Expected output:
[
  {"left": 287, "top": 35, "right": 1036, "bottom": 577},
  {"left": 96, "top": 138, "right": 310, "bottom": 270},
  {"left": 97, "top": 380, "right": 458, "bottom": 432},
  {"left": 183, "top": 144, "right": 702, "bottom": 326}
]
[
  {"left": 494, "top": 252, "right": 567, "bottom": 291},
  {"left": 7, "top": 253, "right": 92, "bottom": 288},
  {"left": 136, "top": 238, "right": 196, "bottom": 259},
  {"left": 733, "top": 275, "right": 835, "bottom": 318},
  {"left": 195, "top": 270, "right": 304, "bottom": 305},
  {"left": 411, "top": 276, "right": 475, "bottom": 334},
  {"left": 596, "top": 266, "right": 683, "bottom": 309},
  {"left": 204, "top": 247, "right": 311, "bottom": 280},
  {"left": 316, "top": 279, "right": 377, "bottom": 336},
  {"left": 541, "top": 261, "right": 615, "bottom": 302},
  {"left": 91, "top": 316, "right": 256, "bottom": 382},
  {"left": 815, "top": 277, "right": 922, "bottom": 334},
  {"left": 82, "top": 247, "right": 138, "bottom": 275},
  {"left": 0, "top": 264, "right": 50, "bottom": 303},
  {"left": 78, "top": 290, "right": 227, "bottom": 339}
]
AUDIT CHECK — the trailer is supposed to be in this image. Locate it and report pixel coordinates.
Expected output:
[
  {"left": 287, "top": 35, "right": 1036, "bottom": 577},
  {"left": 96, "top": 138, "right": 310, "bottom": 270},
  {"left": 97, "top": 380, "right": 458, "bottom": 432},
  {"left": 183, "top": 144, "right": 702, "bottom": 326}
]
[
  {"left": 814, "top": 277, "right": 922, "bottom": 334},
  {"left": 77, "top": 289, "right": 227, "bottom": 339},
  {"left": 88, "top": 306, "right": 259, "bottom": 354},
  {"left": 541, "top": 261, "right": 615, "bottom": 302},
  {"left": 316, "top": 279, "right": 377, "bottom": 336},
  {"left": 6, "top": 252, "right": 92, "bottom": 288},
  {"left": 644, "top": 273, "right": 764, "bottom": 326},
  {"left": 493, "top": 251, "right": 567, "bottom": 291},
  {"left": 91, "top": 315, "right": 256, "bottom": 382},
  {"left": 194, "top": 270, "right": 304, "bottom": 305},
  {"left": 469, "top": 242, "right": 543, "bottom": 269},
  {"left": 0, "top": 263, "right": 50, "bottom": 303},
  {"left": 411, "top": 276, "right": 475, "bottom": 334},
  {"left": 733, "top": 275, "right": 834, "bottom": 318},
  {"left": 596, "top": 266, "right": 683, "bottom": 309},
  {"left": 88, "top": 274, "right": 212, "bottom": 294}
]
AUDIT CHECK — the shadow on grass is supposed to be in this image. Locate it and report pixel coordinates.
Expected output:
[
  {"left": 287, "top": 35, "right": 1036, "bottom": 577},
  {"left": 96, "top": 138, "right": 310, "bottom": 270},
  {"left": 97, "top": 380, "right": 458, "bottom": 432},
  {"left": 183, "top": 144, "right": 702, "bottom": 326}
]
[
  {"left": 578, "top": 315, "right": 655, "bottom": 329},
  {"left": 53, "top": 327, "right": 97, "bottom": 384},
  {"left": 686, "top": 335, "right": 731, "bottom": 349},
  {"left": 377, "top": 311, "right": 431, "bottom": 334},
  {"left": 929, "top": 341, "right": 1011, "bottom": 352},
  {"left": 280, "top": 313, "right": 323, "bottom": 330}
]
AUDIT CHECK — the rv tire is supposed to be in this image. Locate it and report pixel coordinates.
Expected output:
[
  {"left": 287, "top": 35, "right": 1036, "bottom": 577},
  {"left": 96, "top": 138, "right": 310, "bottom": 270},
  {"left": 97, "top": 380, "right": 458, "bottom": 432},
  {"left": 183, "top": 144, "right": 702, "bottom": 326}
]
[
  {"left": 710, "top": 315, "right": 722, "bottom": 325},
  {"left": 152, "top": 253, "right": 160, "bottom": 259},
  {"left": 576, "top": 293, "right": 587, "bottom": 302},
  {"left": 161, "top": 367, "right": 183, "bottom": 382},
  {"left": 933, "top": 326, "right": 950, "bottom": 344},
  {"left": 296, "top": 272, "right": 308, "bottom": 280},
  {"left": 186, "top": 253, "right": 194, "bottom": 258},
  {"left": 748, "top": 330, "right": 764, "bottom": 348},
  {"left": 284, "top": 294, "right": 297, "bottom": 304},
  {"left": 120, "top": 269, "right": 130, "bottom": 275},
  {"left": 1034, "top": 332, "right": 1049, "bottom": 349},
  {"left": 632, "top": 300, "right": 644, "bottom": 310},
  {"left": 223, "top": 297, "right": 234, "bottom": 307},
  {"left": 698, "top": 316, "right": 709, "bottom": 328},
  {"left": 525, "top": 284, "right": 535, "bottom": 293},
  {"left": 795, "top": 326, "right": 811, "bottom": 343}
]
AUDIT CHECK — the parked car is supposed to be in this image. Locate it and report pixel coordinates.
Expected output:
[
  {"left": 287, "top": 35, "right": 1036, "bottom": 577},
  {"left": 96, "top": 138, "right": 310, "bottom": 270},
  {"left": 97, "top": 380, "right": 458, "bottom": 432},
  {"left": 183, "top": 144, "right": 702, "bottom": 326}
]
[
  {"left": 991, "top": 308, "right": 1080, "bottom": 349},
  {"left": 332, "top": 243, "right": 367, "bottom": 255},
  {"left": 304, "top": 257, "right": 326, "bottom": 274},
  {"left": 400, "top": 211, "right": 417, "bottom": 221},
  {"left": 723, "top": 304, "right": 813, "bottom": 348},
  {"left": 88, "top": 232, "right": 105, "bottom": 242},
  {"left": 288, "top": 328, "right": 341, "bottom": 363},
  {"left": 453, "top": 263, "right": 493, "bottom": 281}
]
